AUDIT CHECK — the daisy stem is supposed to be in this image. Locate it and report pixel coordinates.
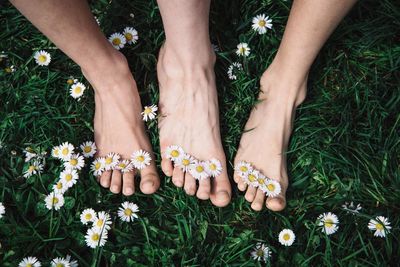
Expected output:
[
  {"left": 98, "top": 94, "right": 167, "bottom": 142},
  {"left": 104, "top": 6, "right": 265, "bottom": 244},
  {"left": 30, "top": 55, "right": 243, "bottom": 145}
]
[{"left": 49, "top": 207, "right": 54, "bottom": 238}]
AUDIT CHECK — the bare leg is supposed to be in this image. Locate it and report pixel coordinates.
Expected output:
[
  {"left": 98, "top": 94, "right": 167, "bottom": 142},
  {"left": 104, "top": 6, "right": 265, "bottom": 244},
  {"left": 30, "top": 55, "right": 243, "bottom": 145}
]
[
  {"left": 11, "top": 0, "right": 160, "bottom": 195},
  {"left": 234, "top": 0, "right": 357, "bottom": 211},
  {"left": 157, "top": 0, "right": 231, "bottom": 207}
]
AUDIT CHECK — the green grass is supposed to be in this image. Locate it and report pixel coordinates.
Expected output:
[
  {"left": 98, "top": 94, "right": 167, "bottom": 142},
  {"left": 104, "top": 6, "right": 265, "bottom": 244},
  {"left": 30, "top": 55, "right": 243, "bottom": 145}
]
[{"left": 1, "top": 0, "right": 399, "bottom": 266}]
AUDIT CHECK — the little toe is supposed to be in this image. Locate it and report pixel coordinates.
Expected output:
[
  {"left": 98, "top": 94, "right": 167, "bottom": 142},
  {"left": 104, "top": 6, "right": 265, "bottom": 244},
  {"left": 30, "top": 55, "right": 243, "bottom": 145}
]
[
  {"left": 161, "top": 158, "right": 173, "bottom": 177},
  {"left": 251, "top": 189, "right": 266, "bottom": 211},
  {"left": 196, "top": 177, "right": 211, "bottom": 200},
  {"left": 110, "top": 170, "right": 122, "bottom": 193},
  {"left": 100, "top": 171, "right": 112, "bottom": 188},
  {"left": 183, "top": 173, "right": 197, "bottom": 196},
  {"left": 139, "top": 164, "right": 160, "bottom": 194},
  {"left": 172, "top": 167, "right": 184, "bottom": 188},
  {"left": 244, "top": 186, "right": 257, "bottom": 202},
  {"left": 122, "top": 171, "right": 135, "bottom": 196}
]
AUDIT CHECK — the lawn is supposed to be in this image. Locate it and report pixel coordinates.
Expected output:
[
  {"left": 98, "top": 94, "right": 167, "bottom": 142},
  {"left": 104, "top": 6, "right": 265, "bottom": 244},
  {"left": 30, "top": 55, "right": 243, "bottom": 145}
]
[{"left": 0, "top": 0, "right": 399, "bottom": 266}]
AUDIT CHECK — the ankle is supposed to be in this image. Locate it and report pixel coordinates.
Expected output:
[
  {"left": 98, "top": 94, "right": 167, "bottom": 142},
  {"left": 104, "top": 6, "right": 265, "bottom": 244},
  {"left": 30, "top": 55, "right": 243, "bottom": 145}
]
[
  {"left": 260, "top": 64, "right": 308, "bottom": 108},
  {"left": 159, "top": 42, "right": 216, "bottom": 79}
]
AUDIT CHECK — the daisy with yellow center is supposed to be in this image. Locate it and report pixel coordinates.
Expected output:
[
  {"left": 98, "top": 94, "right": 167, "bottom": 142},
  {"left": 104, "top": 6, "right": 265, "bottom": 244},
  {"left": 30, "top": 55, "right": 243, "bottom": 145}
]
[
  {"left": 205, "top": 158, "right": 223, "bottom": 177},
  {"left": 131, "top": 149, "right": 152, "bottom": 170},
  {"left": 317, "top": 212, "right": 339, "bottom": 235},
  {"left": 51, "top": 257, "right": 70, "bottom": 267},
  {"left": 93, "top": 211, "right": 112, "bottom": 231},
  {"left": 368, "top": 216, "right": 391, "bottom": 238},
  {"left": 63, "top": 153, "right": 85, "bottom": 170},
  {"left": 123, "top": 27, "right": 139, "bottom": 44},
  {"left": 236, "top": 43, "right": 250, "bottom": 57},
  {"left": 85, "top": 227, "right": 108, "bottom": 248},
  {"left": 189, "top": 160, "right": 209, "bottom": 180},
  {"left": 235, "top": 161, "right": 253, "bottom": 178},
  {"left": 118, "top": 201, "right": 139, "bottom": 222},
  {"left": 4, "top": 65, "right": 15, "bottom": 73},
  {"left": 262, "top": 179, "right": 281, "bottom": 197},
  {"left": 45, "top": 192, "right": 65, "bottom": 210},
  {"left": 278, "top": 229, "right": 296, "bottom": 246},
  {"left": 51, "top": 145, "right": 61, "bottom": 159},
  {"left": 251, "top": 242, "right": 271, "bottom": 262},
  {"left": 243, "top": 169, "right": 261, "bottom": 187},
  {"left": 18, "top": 256, "right": 41, "bottom": 267},
  {"left": 103, "top": 152, "right": 120, "bottom": 171},
  {"left": 91, "top": 157, "right": 105, "bottom": 176},
  {"left": 66, "top": 77, "right": 78, "bottom": 85},
  {"left": 52, "top": 179, "right": 68, "bottom": 194},
  {"left": 70, "top": 82, "right": 86, "bottom": 99},
  {"left": 60, "top": 168, "right": 79, "bottom": 188},
  {"left": 141, "top": 104, "right": 158, "bottom": 122},
  {"left": 108, "top": 32, "right": 126, "bottom": 50},
  {"left": 251, "top": 14, "right": 273, "bottom": 34},
  {"left": 175, "top": 153, "right": 195, "bottom": 172},
  {"left": 23, "top": 160, "right": 43, "bottom": 178},
  {"left": 80, "top": 141, "right": 97, "bottom": 158},
  {"left": 165, "top": 145, "right": 184, "bottom": 162},
  {"left": 115, "top": 159, "right": 134, "bottom": 173},
  {"left": 59, "top": 142, "right": 75, "bottom": 161},
  {"left": 33, "top": 50, "right": 51, "bottom": 66},
  {"left": 80, "top": 208, "right": 97, "bottom": 225}
]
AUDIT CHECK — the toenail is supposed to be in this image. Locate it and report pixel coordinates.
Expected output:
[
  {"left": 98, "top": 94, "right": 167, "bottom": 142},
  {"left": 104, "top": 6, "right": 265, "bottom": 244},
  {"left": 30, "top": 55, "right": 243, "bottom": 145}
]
[
  {"left": 125, "top": 188, "right": 133, "bottom": 195},
  {"left": 217, "top": 191, "right": 230, "bottom": 200},
  {"left": 111, "top": 185, "right": 119, "bottom": 192}
]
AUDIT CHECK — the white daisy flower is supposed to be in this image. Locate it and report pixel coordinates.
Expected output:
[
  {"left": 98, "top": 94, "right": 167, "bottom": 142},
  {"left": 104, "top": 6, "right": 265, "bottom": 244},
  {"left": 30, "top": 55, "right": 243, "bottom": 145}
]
[
  {"left": 263, "top": 179, "right": 281, "bottom": 197},
  {"left": 50, "top": 257, "right": 70, "bottom": 267},
  {"left": 243, "top": 169, "right": 260, "bottom": 187},
  {"left": 141, "top": 104, "right": 158, "bottom": 121},
  {"left": 251, "top": 242, "right": 271, "bottom": 262},
  {"left": 85, "top": 227, "right": 108, "bottom": 248},
  {"left": 93, "top": 211, "right": 112, "bottom": 231},
  {"left": 108, "top": 33, "right": 126, "bottom": 50},
  {"left": 104, "top": 152, "right": 120, "bottom": 171},
  {"left": 34, "top": 50, "right": 51, "bottom": 66},
  {"left": 0, "top": 202, "right": 5, "bottom": 218},
  {"left": 188, "top": 160, "right": 209, "bottom": 180},
  {"left": 51, "top": 145, "right": 62, "bottom": 159},
  {"left": 80, "top": 208, "right": 97, "bottom": 225},
  {"left": 70, "top": 82, "right": 86, "bottom": 99},
  {"left": 65, "top": 255, "right": 78, "bottom": 267},
  {"left": 368, "top": 216, "right": 391, "bottom": 238},
  {"left": 115, "top": 159, "right": 134, "bottom": 173},
  {"left": 45, "top": 192, "right": 65, "bottom": 210},
  {"left": 63, "top": 153, "right": 85, "bottom": 170},
  {"left": 24, "top": 149, "right": 37, "bottom": 162},
  {"left": 4, "top": 65, "right": 16, "bottom": 73},
  {"left": 234, "top": 161, "right": 253, "bottom": 177},
  {"left": 52, "top": 180, "right": 69, "bottom": 194},
  {"left": 23, "top": 160, "right": 44, "bottom": 178},
  {"left": 94, "top": 16, "right": 100, "bottom": 25},
  {"left": 236, "top": 43, "right": 250, "bottom": 57},
  {"left": 175, "top": 153, "right": 196, "bottom": 172},
  {"left": 91, "top": 157, "right": 105, "bottom": 176},
  {"left": 342, "top": 201, "right": 362, "bottom": 214},
  {"left": 256, "top": 173, "right": 267, "bottom": 190},
  {"left": 252, "top": 14, "right": 273, "bottom": 34},
  {"left": 118, "top": 201, "right": 139, "bottom": 222},
  {"left": 278, "top": 229, "right": 296, "bottom": 246},
  {"left": 123, "top": 27, "right": 139, "bottom": 44},
  {"left": 18, "top": 256, "right": 41, "bottom": 267},
  {"left": 227, "top": 62, "right": 243, "bottom": 80},
  {"left": 80, "top": 141, "right": 97, "bottom": 158},
  {"left": 205, "top": 158, "right": 223, "bottom": 177},
  {"left": 59, "top": 142, "right": 75, "bottom": 161},
  {"left": 131, "top": 150, "right": 151, "bottom": 170},
  {"left": 165, "top": 145, "right": 184, "bottom": 162},
  {"left": 60, "top": 168, "right": 79, "bottom": 187},
  {"left": 317, "top": 212, "right": 339, "bottom": 235}
]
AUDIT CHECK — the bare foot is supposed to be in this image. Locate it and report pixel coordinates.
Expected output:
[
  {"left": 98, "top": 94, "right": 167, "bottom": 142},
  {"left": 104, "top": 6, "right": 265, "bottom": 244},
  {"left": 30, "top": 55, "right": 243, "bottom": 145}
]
[
  {"left": 157, "top": 44, "right": 231, "bottom": 207},
  {"left": 234, "top": 62, "right": 307, "bottom": 211},
  {"left": 83, "top": 52, "right": 160, "bottom": 196}
]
